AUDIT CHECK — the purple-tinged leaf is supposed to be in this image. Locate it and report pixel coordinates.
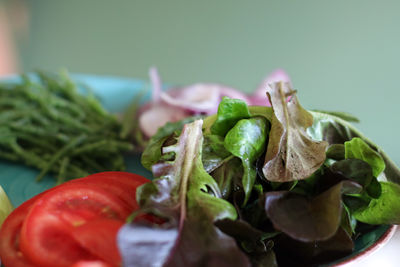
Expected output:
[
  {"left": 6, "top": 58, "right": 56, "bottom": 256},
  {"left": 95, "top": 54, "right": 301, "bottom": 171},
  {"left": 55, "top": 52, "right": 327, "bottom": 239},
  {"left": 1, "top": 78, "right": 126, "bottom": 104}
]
[{"left": 264, "top": 181, "right": 362, "bottom": 242}]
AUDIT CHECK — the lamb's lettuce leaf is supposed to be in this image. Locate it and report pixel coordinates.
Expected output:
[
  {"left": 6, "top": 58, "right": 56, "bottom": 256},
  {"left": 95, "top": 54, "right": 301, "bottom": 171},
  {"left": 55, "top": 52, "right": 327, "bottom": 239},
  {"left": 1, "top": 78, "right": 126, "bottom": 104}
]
[
  {"left": 262, "top": 82, "right": 327, "bottom": 182},
  {"left": 211, "top": 97, "right": 251, "bottom": 137},
  {"left": 119, "top": 120, "right": 250, "bottom": 267},
  {"left": 224, "top": 117, "right": 269, "bottom": 204}
]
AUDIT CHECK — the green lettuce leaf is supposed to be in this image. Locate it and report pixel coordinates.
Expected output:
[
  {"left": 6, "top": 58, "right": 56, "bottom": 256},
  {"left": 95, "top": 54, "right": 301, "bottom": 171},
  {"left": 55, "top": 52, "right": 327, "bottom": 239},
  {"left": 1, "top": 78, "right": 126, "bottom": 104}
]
[
  {"left": 262, "top": 82, "right": 327, "bottom": 182},
  {"left": 308, "top": 111, "right": 400, "bottom": 184},
  {"left": 353, "top": 182, "right": 400, "bottom": 224}
]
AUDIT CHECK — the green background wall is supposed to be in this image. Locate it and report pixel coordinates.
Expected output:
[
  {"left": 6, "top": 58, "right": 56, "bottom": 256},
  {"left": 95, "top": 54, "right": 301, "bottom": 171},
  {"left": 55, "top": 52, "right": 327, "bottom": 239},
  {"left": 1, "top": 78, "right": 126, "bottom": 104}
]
[{"left": 19, "top": 0, "right": 400, "bottom": 164}]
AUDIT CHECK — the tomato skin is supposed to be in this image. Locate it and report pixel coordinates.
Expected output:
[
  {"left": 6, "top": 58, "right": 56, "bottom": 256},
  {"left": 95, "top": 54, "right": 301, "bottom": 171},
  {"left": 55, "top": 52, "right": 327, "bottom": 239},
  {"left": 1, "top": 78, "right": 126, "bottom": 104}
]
[
  {"left": 71, "top": 219, "right": 123, "bottom": 266},
  {"left": 19, "top": 184, "right": 131, "bottom": 267}
]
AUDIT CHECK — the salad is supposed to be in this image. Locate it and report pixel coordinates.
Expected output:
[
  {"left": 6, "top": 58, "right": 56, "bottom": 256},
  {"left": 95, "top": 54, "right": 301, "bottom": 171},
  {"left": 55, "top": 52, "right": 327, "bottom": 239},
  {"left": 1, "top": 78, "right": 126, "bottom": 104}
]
[
  {"left": 119, "top": 81, "right": 400, "bottom": 266},
  {"left": 0, "top": 72, "right": 399, "bottom": 267}
]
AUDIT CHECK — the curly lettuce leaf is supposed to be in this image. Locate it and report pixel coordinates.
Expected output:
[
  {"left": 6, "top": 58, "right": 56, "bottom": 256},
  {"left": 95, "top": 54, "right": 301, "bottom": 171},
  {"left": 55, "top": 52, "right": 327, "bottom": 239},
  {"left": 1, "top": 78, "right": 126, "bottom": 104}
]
[
  {"left": 119, "top": 120, "right": 250, "bottom": 267},
  {"left": 262, "top": 82, "right": 327, "bottom": 182}
]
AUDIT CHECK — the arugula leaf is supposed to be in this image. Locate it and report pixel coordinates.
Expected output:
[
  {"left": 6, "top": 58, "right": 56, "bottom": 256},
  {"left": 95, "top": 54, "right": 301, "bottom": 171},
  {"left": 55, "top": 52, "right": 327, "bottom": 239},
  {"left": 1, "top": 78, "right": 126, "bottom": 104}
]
[
  {"left": 224, "top": 117, "right": 269, "bottom": 204},
  {"left": 119, "top": 120, "right": 250, "bottom": 267},
  {"left": 264, "top": 181, "right": 362, "bottom": 242},
  {"left": 345, "top": 137, "right": 385, "bottom": 178},
  {"left": 211, "top": 97, "right": 251, "bottom": 136},
  {"left": 352, "top": 182, "right": 400, "bottom": 224},
  {"left": 262, "top": 82, "right": 327, "bottom": 182}
]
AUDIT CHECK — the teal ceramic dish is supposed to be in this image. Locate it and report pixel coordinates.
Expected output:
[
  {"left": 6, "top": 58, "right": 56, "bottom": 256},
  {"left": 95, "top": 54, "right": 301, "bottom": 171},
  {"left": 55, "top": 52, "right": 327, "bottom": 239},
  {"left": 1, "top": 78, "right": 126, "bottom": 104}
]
[{"left": 0, "top": 74, "right": 396, "bottom": 266}]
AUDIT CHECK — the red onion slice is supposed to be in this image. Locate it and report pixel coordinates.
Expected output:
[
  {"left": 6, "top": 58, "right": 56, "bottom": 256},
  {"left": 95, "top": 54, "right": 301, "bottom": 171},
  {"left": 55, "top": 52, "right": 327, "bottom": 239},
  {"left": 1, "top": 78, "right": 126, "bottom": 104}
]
[
  {"left": 160, "top": 83, "right": 221, "bottom": 114},
  {"left": 138, "top": 103, "right": 190, "bottom": 138}
]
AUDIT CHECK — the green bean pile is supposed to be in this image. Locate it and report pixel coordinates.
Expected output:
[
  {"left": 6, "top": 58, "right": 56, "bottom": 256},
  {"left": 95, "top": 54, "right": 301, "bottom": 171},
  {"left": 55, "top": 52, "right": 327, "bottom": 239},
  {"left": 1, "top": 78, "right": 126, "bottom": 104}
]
[{"left": 0, "top": 72, "right": 133, "bottom": 184}]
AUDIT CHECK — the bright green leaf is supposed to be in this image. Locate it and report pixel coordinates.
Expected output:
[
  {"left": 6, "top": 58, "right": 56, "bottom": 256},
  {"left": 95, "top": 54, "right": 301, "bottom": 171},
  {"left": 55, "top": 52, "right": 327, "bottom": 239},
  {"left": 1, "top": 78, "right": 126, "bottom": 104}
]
[
  {"left": 353, "top": 182, "right": 400, "bottom": 224},
  {"left": 211, "top": 97, "right": 251, "bottom": 136},
  {"left": 224, "top": 117, "right": 269, "bottom": 204}
]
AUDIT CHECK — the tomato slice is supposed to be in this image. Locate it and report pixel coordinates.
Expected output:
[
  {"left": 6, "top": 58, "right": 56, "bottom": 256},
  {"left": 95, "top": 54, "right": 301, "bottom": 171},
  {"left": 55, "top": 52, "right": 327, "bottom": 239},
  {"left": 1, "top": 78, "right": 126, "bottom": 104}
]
[
  {"left": 19, "top": 184, "right": 131, "bottom": 267},
  {"left": 71, "top": 219, "right": 123, "bottom": 266},
  {"left": 1, "top": 172, "right": 149, "bottom": 267},
  {"left": 67, "top": 172, "right": 149, "bottom": 211},
  {"left": 0, "top": 189, "right": 54, "bottom": 267}
]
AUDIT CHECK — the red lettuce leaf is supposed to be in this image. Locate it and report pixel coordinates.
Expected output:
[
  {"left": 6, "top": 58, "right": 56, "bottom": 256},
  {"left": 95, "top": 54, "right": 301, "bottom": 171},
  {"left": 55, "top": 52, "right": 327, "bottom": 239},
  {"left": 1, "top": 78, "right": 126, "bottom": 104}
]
[{"left": 118, "top": 120, "right": 250, "bottom": 267}]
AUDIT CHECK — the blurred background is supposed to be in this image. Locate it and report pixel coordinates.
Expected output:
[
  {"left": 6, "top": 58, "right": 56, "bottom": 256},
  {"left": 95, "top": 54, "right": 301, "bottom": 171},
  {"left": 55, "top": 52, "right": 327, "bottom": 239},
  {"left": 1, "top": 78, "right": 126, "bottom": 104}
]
[{"left": 1, "top": 0, "right": 400, "bottom": 164}]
